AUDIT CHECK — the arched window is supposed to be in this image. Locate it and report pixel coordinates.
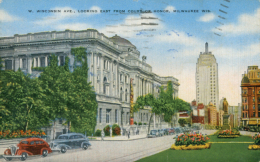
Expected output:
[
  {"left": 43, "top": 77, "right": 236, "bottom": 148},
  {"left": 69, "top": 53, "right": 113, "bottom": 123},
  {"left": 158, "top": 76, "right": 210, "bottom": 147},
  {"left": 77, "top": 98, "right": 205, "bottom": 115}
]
[{"left": 125, "top": 89, "right": 128, "bottom": 102}]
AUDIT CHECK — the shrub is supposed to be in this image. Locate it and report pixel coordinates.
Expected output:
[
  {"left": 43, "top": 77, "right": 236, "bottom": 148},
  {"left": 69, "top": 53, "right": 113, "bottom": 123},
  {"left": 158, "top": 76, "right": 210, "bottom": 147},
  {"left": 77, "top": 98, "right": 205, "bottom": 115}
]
[
  {"left": 252, "top": 134, "right": 260, "bottom": 145},
  {"left": 138, "top": 122, "right": 142, "bottom": 126},
  {"left": 112, "top": 124, "right": 121, "bottom": 136},
  {"left": 134, "top": 121, "right": 137, "bottom": 125},
  {"left": 103, "top": 125, "right": 110, "bottom": 136},
  {"left": 0, "top": 130, "right": 46, "bottom": 139},
  {"left": 144, "top": 123, "right": 147, "bottom": 125},
  {"left": 218, "top": 129, "right": 240, "bottom": 136},
  {"left": 94, "top": 129, "right": 101, "bottom": 137}
]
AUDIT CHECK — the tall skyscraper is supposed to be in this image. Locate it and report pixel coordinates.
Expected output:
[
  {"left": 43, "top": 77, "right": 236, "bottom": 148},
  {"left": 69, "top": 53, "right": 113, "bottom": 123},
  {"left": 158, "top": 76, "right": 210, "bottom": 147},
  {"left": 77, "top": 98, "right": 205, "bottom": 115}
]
[{"left": 196, "top": 42, "right": 219, "bottom": 111}]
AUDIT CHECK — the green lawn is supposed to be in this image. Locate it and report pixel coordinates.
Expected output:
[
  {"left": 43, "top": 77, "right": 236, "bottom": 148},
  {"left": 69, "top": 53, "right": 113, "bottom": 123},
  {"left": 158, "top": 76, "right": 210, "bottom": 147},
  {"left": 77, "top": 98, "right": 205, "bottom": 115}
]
[{"left": 136, "top": 135, "right": 260, "bottom": 162}]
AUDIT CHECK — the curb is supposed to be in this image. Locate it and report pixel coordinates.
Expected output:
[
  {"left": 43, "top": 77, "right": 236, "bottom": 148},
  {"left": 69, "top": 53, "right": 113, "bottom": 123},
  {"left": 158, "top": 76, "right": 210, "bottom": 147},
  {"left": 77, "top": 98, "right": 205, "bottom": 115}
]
[{"left": 90, "top": 137, "right": 148, "bottom": 141}]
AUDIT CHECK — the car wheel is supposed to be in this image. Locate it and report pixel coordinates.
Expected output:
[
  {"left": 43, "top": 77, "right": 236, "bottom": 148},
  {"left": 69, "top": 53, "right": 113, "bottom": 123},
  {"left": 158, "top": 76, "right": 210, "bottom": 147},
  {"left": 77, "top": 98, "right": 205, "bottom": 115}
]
[
  {"left": 83, "top": 144, "right": 89, "bottom": 150},
  {"left": 42, "top": 150, "right": 48, "bottom": 157},
  {"left": 4, "top": 157, "right": 12, "bottom": 161},
  {"left": 60, "top": 146, "right": 67, "bottom": 153},
  {"left": 20, "top": 152, "right": 28, "bottom": 161}
]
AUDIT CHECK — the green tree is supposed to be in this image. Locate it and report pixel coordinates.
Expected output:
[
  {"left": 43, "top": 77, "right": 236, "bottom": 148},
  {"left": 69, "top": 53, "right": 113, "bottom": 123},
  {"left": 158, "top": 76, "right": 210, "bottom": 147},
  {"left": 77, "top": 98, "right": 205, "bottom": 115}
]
[
  {"left": 39, "top": 47, "right": 97, "bottom": 135},
  {"left": 0, "top": 70, "right": 50, "bottom": 131}
]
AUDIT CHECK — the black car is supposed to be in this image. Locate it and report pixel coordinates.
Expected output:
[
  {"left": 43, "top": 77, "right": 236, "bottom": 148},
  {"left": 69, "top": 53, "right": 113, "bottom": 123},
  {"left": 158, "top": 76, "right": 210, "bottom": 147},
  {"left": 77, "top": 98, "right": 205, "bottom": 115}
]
[{"left": 49, "top": 133, "right": 91, "bottom": 153}]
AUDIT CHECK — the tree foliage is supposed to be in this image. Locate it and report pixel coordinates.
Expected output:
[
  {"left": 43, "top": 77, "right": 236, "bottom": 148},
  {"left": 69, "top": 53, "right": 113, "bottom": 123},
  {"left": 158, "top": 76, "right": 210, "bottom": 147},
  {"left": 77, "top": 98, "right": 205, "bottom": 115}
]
[
  {"left": 0, "top": 70, "right": 50, "bottom": 131},
  {"left": 0, "top": 47, "right": 97, "bottom": 136}
]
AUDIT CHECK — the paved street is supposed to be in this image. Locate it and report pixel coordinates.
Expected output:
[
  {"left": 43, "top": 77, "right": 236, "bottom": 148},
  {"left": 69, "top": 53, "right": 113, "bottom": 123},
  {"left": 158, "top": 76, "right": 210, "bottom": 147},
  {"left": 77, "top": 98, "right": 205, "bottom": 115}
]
[{"left": 0, "top": 130, "right": 216, "bottom": 162}]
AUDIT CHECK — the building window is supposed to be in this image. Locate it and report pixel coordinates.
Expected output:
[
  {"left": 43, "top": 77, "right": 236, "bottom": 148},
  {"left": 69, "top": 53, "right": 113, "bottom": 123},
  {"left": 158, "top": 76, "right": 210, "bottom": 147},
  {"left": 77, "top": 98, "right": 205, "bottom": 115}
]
[
  {"left": 5, "top": 60, "right": 12, "bottom": 70},
  {"left": 99, "top": 108, "right": 102, "bottom": 123},
  {"left": 59, "top": 118, "right": 62, "bottom": 124},
  {"left": 125, "top": 89, "right": 128, "bottom": 102},
  {"left": 106, "top": 109, "right": 111, "bottom": 123},
  {"left": 22, "top": 59, "right": 26, "bottom": 69},
  {"left": 40, "top": 57, "right": 45, "bottom": 67},
  {"left": 120, "top": 74, "right": 123, "bottom": 82},
  {"left": 103, "top": 77, "right": 107, "bottom": 94},
  {"left": 115, "top": 109, "right": 118, "bottom": 123},
  {"left": 125, "top": 76, "right": 127, "bottom": 83},
  {"left": 120, "top": 87, "right": 123, "bottom": 101},
  {"left": 60, "top": 56, "right": 64, "bottom": 66},
  {"left": 253, "top": 112, "right": 255, "bottom": 117},
  {"left": 253, "top": 97, "right": 255, "bottom": 102},
  {"left": 243, "top": 113, "right": 244, "bottom": 118},
  {"left": 97, "top": 56, "right": 99, "bottom": 66},
  {"left": 253, "top": 105, "right": 255, "bottom": 110}
]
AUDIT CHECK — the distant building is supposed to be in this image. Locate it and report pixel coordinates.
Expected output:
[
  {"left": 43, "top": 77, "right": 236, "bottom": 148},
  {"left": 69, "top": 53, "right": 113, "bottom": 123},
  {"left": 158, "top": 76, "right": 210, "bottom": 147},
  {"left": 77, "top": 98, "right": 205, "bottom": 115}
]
[
  {"left": 207, "top": 102, "right": 217, "bottom": 126},
  {"left": 219, "top": 110, "right": 224, "bottom": 127},
  {"left": 191, "top": 100, "right": 205, "bottom": 124},
  {"left": 196, "top": 42, "right": 219, "bottom": 111},
  {"left": 241, "top": 66, "right": 260, "bottom": 126}
]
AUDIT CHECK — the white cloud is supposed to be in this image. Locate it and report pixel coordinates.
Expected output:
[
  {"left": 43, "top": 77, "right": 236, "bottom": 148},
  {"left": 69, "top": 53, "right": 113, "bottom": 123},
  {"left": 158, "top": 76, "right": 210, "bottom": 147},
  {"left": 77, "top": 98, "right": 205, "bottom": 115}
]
[
  {"left": 213, "top": 7, "right": 260, "bottom": 35},
  {"left": 154, "top": 30, "right": 203, "bottom": 47},
  {"left": 0, "top": 10, "right": 19, "bottom": 22},
  {"left": 198, "top": 13, "right": 216, "bottom": 22},
  {"left": 0, "top": 0, "right": 2, "bottom": 4},
  {"left": 165, "top": 6, "right": 175, "bottom": 12},
  {"left": 98, "top": 13, "right": 163, "bottom": 38},
  {"left": 55, "top": 23, "right": 92, "bottom": 31}
]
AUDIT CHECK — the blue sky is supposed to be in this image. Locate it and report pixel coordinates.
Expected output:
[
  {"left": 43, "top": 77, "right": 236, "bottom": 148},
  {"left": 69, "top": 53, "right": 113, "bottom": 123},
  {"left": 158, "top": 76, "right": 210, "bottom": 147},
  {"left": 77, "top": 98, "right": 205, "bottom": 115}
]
[{"left": 0, "top": 0, "right": 260, "bottom": 106}]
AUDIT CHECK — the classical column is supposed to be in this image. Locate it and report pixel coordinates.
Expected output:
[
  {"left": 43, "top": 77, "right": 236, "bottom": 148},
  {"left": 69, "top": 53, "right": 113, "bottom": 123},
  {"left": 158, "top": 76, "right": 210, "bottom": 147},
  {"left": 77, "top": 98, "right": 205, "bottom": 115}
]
[
  {"left": 93, "top": 53, "right": 97, "bottom": 91},
  {"left": 38, "top": 57, "right": 40, "bottom": 67},
  {"left": 19, "top": 58, "right": 22, "bottom": 69},
  {"left": 100, "top": 55, "right": 104, "bottom": 94},
  {"left": 45, "top": 56, "right": 48, "bottom": 67},
  {"left": 114, "top": 62, "right": 119, "bottom": 97},
  {"left": 27, "top": 56, "right": 32, "bottom": 74}
]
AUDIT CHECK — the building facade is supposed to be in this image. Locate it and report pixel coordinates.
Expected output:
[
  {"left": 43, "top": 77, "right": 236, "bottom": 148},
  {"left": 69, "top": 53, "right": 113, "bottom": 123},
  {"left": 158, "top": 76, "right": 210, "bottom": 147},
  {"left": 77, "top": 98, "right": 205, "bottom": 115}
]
[
  {"left": 241, "top": 66, "right": 260, "bottom": 127},
  {"left": 0, "top": 29, "right": 180, "bottom": 137},
  {"left": 207, "top": 102, "right": 217, "bottom": 126},
  {"left": 196, "top": 42, "right": 219, "bottom": 111},
  {"left": 191, "top": 100, "right": 205, "bottom": 124}
]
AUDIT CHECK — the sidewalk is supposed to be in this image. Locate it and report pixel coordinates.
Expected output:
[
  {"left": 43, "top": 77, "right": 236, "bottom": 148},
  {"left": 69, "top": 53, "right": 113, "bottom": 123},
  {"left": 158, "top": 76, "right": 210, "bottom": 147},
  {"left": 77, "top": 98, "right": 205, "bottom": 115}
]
[{"left": 93, "top": 134, "right": 148, "bottom": 141}]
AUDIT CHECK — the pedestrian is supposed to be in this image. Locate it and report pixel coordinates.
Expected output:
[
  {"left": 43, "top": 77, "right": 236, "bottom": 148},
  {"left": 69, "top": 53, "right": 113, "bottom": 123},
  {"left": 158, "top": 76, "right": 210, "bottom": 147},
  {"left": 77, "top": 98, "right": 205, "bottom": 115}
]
[
  {"left": 101, "top": 130, "right": 105, "bottom": 141},
  {"left": 128, "top": 130, "right": 130, "bottom": 139}
]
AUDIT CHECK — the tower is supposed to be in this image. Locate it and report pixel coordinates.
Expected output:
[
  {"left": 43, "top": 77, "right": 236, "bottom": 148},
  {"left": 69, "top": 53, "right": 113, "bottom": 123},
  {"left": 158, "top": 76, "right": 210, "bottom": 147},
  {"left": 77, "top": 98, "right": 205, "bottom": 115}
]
[{"left": 196, "top": 43, "right": 219, "bottom": 111}]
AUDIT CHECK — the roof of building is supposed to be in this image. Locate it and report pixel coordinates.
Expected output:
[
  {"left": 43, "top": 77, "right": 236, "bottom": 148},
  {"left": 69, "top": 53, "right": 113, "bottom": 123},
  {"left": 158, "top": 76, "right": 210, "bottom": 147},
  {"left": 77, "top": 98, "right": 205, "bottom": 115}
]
[
  {"left": 241, "top": 76, "right": 250, "bottom": 83},
  {"left": 110, "top": 34, "right": 136, "bottom": 48}
]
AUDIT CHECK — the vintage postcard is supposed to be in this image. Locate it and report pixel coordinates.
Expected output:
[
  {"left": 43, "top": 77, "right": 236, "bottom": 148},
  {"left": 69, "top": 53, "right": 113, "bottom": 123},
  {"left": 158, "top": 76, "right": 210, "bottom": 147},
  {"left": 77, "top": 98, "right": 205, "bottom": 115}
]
[{"left": 0, "top": 0, "right": 260, "bottom": 161}]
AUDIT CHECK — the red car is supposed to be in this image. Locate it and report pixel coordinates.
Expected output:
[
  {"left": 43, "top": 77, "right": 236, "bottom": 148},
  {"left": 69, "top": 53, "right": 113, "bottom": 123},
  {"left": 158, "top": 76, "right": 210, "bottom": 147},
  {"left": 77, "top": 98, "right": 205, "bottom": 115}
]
[{"left": 3, "top": 137, "right": 52, "bottom": 161}]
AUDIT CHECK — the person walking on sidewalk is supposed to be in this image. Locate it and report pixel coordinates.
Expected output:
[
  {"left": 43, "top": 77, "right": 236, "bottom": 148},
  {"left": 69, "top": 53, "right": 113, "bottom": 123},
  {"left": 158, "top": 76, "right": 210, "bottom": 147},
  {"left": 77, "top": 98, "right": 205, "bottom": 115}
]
[
  {"left": 128, "top": 130, "right": 130, "bottom": 139},
  {"left": 101, "top": 130, "right": 105, "bottom": 141}
]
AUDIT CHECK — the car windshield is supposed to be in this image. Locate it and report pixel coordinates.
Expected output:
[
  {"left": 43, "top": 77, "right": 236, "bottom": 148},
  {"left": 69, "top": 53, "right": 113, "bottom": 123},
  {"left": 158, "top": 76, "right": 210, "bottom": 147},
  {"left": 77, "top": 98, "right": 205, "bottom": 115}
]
[
  {"left": 150, "top": 130, "right": 157, "bottom": 135},
  {"left": 58, "top": 136, "right": 68, "bottom": 139}
]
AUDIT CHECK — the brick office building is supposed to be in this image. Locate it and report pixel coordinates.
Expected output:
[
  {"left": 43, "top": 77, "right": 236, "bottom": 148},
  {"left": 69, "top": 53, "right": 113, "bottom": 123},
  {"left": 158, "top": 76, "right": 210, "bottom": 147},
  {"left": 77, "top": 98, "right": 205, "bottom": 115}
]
[{"left": 241, "top": 65, "right": 260, "bottom": 126}]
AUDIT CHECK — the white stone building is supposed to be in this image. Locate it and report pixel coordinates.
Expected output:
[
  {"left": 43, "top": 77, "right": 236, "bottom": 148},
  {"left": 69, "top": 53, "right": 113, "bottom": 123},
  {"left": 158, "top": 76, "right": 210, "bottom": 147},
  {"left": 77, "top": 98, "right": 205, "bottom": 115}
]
[
  {"left": 0, "top": 29, "right": 180, "bottom": 138},
  {"left": 196, "top": 42, "right": 219, "bottom": 111}
]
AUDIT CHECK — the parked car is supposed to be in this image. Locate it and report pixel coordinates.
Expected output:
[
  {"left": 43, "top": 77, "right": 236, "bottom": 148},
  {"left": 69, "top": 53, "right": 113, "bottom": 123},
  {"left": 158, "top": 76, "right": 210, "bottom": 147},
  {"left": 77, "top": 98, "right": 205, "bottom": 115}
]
[
  {"left": 49, "top": 133, "right": 91, "bottom": 153},
  {"left": 3, "top": 137, "right": 52, "bottom": 161},
  {"left": 147, "top": 130, "right": 159, "bottom": 138},
  {"left": 158, "top": 129, "right": 164, "bottom": 136},
  {"left": 168, "top": 128, "right": 175, "bottom": 135},
  {"left": 162, "top": 129, "right": 168, "bottom": 135},
  {"left": 174, "top": 127, "right": 183, "bottom": 134}
]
